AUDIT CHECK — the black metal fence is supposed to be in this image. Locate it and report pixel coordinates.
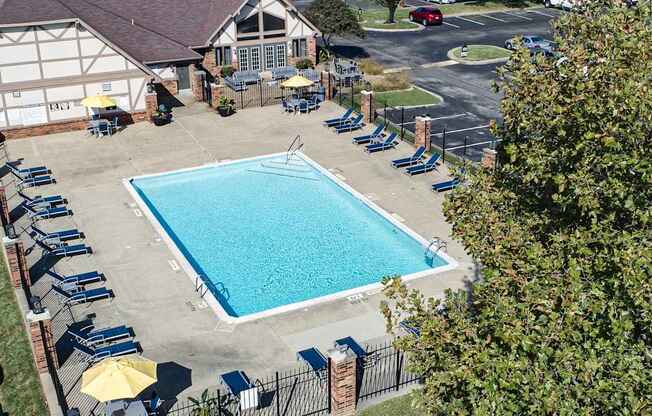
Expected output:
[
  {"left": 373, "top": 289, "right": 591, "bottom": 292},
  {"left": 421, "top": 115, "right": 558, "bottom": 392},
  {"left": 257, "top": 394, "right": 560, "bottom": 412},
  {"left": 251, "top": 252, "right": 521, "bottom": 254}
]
[{"left": 165, "top": 341, "right": 420, "bottom": 416}]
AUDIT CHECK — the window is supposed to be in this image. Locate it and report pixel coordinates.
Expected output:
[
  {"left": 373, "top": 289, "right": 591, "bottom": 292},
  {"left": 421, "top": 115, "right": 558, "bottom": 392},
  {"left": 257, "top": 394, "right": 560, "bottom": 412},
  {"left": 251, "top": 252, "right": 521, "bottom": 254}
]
[
  {"left": 224, "top": 46, "right": 231, "bottom": 65},
  {"left": 238, "top": 48, "right": 249, "bottom": 71},
  {"left": 215, "top": 47, "right": 232, "bottom": 66},
  {"left": 276, "top": 44, "right": 286, "bottom": 67},
  {"left": 102, "top": 82, "right": 112, "bottom": 92},
  {"left": 262, "top": 13, "right": 285, "bottom": 31},
  {"left": 250, "top": 47, "right": 261, "bottom": 71},
  {"left": 12, "top": 91, "right": 21, "bottom": 98},
  {"left": 292, "top": 39, "right": 307, "bottom": 57},
  {"left": 237, "top": 14, "right": 259, "bottom": 34},
  {"left": 265, "top": 45, "right": 275, "bottom": 69}
]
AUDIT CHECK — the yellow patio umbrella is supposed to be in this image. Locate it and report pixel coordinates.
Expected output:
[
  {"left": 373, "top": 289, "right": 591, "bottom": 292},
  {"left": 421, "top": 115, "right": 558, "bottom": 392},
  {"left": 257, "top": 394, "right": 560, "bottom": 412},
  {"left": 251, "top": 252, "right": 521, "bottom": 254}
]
[
  {"left": 80, "top": 95, "right": 116, "bottom": 109},
  {"left": 81, "top": 356, "right": 157, "bottom": 402},
  {"left": 281, "top": 75, "right": 314, "bottom": 89}
]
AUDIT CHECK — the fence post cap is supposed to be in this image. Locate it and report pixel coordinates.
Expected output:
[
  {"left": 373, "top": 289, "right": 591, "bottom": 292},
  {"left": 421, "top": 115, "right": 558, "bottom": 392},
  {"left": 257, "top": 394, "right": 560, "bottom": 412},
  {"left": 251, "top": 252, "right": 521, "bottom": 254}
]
[
  {"left": 327, "top": 347, "right": 356, "bottom": 362},
  {"left": 415, "top": 115, "right": 431, "bottom": 122},
  {"left": 361, "top": 90, "right": 373, "bottom": 96},
  {"left": 26, "top": 308, "right": 51, "bottom": 322},
  {"left": 2, "top": 236, "right": 17, "bottom": 245}
]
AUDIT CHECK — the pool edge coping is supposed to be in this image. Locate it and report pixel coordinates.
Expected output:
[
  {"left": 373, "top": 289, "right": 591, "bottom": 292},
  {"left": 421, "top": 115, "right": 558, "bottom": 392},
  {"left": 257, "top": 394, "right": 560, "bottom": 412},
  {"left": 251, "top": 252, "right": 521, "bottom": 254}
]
[{"left": 123, "top": 151, "right": 458, "bottom": 325}]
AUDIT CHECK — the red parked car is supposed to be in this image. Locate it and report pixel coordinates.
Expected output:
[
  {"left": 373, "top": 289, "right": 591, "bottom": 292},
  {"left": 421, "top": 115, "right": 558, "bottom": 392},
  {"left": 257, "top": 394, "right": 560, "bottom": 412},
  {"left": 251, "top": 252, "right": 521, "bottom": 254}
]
[{"left": 408, "top": 7, "right": 443, "bottom": 26}]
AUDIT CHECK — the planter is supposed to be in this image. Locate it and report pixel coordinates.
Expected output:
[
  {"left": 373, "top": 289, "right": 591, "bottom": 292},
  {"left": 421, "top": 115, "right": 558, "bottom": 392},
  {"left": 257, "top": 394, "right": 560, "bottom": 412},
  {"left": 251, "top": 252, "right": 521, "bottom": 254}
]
[{"left": 217, "top": 106, "right": 235, "bottom": 117}]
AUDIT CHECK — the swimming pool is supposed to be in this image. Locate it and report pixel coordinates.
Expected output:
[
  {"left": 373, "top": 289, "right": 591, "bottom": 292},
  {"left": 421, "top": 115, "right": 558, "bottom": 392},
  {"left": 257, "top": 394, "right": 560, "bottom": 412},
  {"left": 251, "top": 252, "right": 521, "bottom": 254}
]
[{"left": 126, "top": 152, "right": 456, "bottom": 323}]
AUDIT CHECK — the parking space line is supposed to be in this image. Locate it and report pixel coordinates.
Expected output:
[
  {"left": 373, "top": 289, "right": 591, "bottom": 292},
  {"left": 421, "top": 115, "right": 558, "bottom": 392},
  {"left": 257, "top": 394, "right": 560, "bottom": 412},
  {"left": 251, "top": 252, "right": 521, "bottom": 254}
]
[
  {"left": 395, "top": 113, "right": 468, "bottom": 126},
  {"left": 445, "top": 139, "right": 501, "bottom": 152},
  {"left": 526, "top": 10, "right": 556, "bottom": 18},
  {"left": 442, "top": 21, "right": 461, "bottom": 29},
  {"left": 499, "top": 11, "right": 533, "bottom": 21},
  {"left": 431, "top": 125, "right": 491, "bottom": 136},
  {"left": 480, "top": 14, "right": 507, "bottom": 22},
  {"left": 454, "top": 16, "right": 486, "bottom": 26}
]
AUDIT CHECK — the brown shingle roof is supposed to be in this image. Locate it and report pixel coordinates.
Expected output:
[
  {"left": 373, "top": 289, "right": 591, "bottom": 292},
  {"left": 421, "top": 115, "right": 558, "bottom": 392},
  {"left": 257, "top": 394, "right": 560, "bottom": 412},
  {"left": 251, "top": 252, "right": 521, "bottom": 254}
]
[{"left": 0, "top": 0, "right": 246, "bottom": 63}]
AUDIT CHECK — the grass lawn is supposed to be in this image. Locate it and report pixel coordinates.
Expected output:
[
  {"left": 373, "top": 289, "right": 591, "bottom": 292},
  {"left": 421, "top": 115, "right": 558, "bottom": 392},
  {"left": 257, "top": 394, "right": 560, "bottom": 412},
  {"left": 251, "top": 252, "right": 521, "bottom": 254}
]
[
  {"left": 362, "top": 19, "right": 419, "bottom": 30},
  {"left": 0, "top": 259, "right": 48, "bottom": 415},
  {"left": 375, "top": 87, "right": 441, "bottom": 107},
  {"left": 450, "top": 45, "right": 511, "bottom": 61},
  {"left": 358, "top": 393, "right": 423, "bottom": 416},
  {"left": 358, "top": 0, "right": 537, "bottom": 29}
]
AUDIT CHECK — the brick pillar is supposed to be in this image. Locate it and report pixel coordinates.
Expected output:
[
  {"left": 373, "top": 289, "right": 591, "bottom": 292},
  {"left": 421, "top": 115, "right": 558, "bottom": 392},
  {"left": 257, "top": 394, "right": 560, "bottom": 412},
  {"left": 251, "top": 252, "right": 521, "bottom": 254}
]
[
  {"left": 320, "top": 71, "right": 334, "bottom": 101},
  {"left": 328, "top": 348, "right": 357, "bottom": 416},
  {"left": 3, "top": 237, "right": 29, "bottom": 288},
  {"left": 160, "top": 79, "right": 178, "bottom": 96},
  {"left": 308, "top": 36, "right": 317, "bottom": 65},
  {"left": 360, "top": 90, "right": 375, "bottom": 124},
  {"left": 0, "top": 186, "right": 9, "bottom": 226},
  {"left": 145, "top": 92, "right": 158, "bottom": 122},
  {"left": 414, "top": 116, "right": 432, "bottom": 152},
  {"left": 27, "top": 309, "right": 58, "bottom": 373},
  {"left": 192, "top": 70, "right": 206, "bottom": 102},
  {"left": 210, "top": 84, "right": 224, "bottom": 109},
  {"left": 481, "top": 148, "right": 497, "bottom": 169}
]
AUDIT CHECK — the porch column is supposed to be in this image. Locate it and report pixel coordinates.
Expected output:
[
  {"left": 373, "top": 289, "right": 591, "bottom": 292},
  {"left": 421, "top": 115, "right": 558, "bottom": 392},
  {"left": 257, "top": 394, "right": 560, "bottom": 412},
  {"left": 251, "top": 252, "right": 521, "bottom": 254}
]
[
  {"left": 360, "top": 90, "right": 375, "bottom": 124},
  {"left": 192, "top": 70, "right": 206, "bottom": 102},
  {"left": 144, "top": 92, "right": 158, "bottom": 122},
  {"left": 414, "top": 116, "right": 432, "bottom": 152},
  {"left": 482, "top": 148, "right": 498, "bottom": 169},
  {"left": 328, "top": 348, "right": 358, "bottom": 416},
  {"left": 210, "top": 83, "right": 224, "bottom": 109}
]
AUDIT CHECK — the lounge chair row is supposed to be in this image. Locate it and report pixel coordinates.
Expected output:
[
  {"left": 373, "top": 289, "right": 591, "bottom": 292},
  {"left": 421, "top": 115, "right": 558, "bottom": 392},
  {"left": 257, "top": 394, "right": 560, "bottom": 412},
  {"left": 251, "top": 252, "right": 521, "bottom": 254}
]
[
  {"left": 5, "top": 161, "right": 56, "bottom": 189},
  {"left": 68, "top": 323, "right": 138, "bottom": 363},
  {"left": 323, "top": 108, "right": 365, "bottom": 134}
]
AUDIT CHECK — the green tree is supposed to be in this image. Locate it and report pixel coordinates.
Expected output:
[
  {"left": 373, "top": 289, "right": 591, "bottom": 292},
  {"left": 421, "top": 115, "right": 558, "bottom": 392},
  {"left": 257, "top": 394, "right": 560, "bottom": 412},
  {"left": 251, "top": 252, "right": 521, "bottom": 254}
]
[
  {"left": 305, "top": 0, "right": 365, "bottom": 51},
  {"left": 382, "top": 2, "right": 652, "bottom": 414},
  {"left": 375, "top": 0, "right": 402, "bottom": 23}
]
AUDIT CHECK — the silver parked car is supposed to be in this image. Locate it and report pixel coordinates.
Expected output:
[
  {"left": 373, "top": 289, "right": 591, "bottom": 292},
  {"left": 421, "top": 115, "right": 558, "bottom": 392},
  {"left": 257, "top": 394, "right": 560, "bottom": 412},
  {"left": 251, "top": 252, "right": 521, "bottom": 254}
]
[
  {"left": 505, "top": 35, "right": 553, "bottom": 51},
  {"left": 429, "top": 0, "right": 455, "bottom": 3}
]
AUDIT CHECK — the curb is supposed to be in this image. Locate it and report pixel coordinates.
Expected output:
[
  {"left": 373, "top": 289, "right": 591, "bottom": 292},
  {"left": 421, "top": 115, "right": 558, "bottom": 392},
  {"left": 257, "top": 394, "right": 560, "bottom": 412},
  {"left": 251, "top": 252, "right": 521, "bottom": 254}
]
[
  {"left": 446, "top": 47, "right": 510, "bottom": 66},
  {"left": 362, "top": 19, "right": 424, "bottom": 32}
]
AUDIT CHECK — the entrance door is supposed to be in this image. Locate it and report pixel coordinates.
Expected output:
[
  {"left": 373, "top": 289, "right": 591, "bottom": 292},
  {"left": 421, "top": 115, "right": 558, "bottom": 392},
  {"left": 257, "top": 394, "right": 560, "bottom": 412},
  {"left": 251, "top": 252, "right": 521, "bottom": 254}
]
[{"left": 176, "top": 65, "right": 191, "bottom": 90}]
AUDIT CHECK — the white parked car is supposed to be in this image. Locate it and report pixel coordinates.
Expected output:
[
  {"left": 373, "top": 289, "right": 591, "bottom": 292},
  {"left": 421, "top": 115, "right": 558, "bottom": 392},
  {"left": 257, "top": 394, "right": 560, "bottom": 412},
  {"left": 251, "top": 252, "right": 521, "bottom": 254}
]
[
  {"left": 543, "top": 0, "right": 579, "bottom": 10},
  {"left": 429, "top": 0, "right": 456, "bottom": 4}
]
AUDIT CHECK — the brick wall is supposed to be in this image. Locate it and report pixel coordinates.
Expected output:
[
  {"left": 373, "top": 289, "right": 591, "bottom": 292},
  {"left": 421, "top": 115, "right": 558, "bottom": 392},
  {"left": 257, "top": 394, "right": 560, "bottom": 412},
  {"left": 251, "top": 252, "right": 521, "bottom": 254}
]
[
  {"left": 0, "top": 111, "right": 147, "bottom": 140},
  {"left": 160, "top": 79, "right": 178, "bottom": 96},
  {"left": 202, "top": 49, "right": 221, "bottom": 78},
  {"left": 329, "top": 349, "right": 357, "bottom": 416},
  {"left": 27, "top": 310, "right": 58, "bottom": 373}
]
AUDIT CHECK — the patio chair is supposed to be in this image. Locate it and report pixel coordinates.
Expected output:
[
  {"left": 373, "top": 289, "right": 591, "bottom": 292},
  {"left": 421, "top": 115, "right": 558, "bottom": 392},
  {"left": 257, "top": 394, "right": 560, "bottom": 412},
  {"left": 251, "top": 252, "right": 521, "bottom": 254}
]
[
  {"left": 23, "top": 203, "right": 71, "bottom": 220},
  {"left": 145, "top": 391, "right": 161, "bottom": 416},
  {"left": 51, "top": 284, "right": 113, "bottom": 306},
  {"left": 335, "top": 114, "right": 364, "bottom": 134},
  {"left": 67, "top": 324, "right": 131, "bottom": 346},
  {"left": 297, "top": 347, "right": 328, "bottom": 381},
  {"left": 399, "top": 320, "right": 421, "bottom": 337},
  {"left": 220, "top": 370, "right": 259, "bottom": 411},
  {"left": 31, "top": 225, "right": 84, "bottom": 244},
  {"left": 432, "top": 178, "right": 460, "bottom": 192},
  {"left": 47, "top": 269, "right": 104, "bottom": 286},
  {"left": 96, "top": 120, "right": 112, "bottom": 137},
  {"left": 5, "top": 162, "right": 49, "bottom": 179},
  {"left": 17, "top": 175, "right": 56, "bottom": 189},
  {"left": 73, "top": 339, "right": 138, "bottom": 363},
  {"left": 391, "top": 146, "right": 426, "bottom": 168},
  {"left": 323, "top": 108, "right": 353, "bottom": 127},
  {"left": 405, "top": 153, "right": 441, "bottom": 175},
  {"left": 352, "top": 125, "right": 384, "bottom": 145},
  {"left": 110, "top": 116, "right": 120, "bottom": 132},
  {"left": 308, "top": 97, "right": 319, "bottom": 111},
  {"left": 298, "top": 100, "right": 309, "bottom": 114},
  {"left": 365, "top": 132, "right": 398, "bottom": 153},
  {"left": 37, "top": 239, "right": 92, "bottom": 258},
  {"left": 18, "top": 191, "right": 66, "bottom": 209}
]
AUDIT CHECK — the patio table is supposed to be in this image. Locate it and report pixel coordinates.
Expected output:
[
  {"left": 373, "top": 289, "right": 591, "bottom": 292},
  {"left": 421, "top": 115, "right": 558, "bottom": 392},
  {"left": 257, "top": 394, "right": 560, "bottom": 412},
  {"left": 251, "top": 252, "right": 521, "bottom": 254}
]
[{"left": 105, "top": 399, "right": 147, "bottom": 416}]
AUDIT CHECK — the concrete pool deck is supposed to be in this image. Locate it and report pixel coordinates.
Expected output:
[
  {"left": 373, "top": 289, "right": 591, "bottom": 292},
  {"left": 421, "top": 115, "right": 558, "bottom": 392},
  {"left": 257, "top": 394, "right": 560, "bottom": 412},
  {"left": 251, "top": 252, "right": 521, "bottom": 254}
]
[{"left": 5, "top": 100, "right": 477, "bottom": 412}]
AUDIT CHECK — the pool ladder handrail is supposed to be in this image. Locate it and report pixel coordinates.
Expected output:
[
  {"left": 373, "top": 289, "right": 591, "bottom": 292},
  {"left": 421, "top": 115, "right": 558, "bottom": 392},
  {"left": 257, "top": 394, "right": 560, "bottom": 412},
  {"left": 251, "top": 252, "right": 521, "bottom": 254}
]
[
  {"left": 425, "top": 237, "right": 447, "bottom": 257},
  {"left": 286, "top": 134, "right": 303, "bottom": 164}
]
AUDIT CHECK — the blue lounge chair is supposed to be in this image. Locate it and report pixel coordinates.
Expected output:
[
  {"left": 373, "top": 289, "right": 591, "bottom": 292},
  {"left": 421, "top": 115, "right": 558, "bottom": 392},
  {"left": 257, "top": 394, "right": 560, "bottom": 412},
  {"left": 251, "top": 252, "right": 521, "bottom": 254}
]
[
  {"left": 299, "top": 100, "right": 309, "bottom": 113},
  {"left": 6, "top": 162, "right": 49, "bottom": 178},
  {"left": 405, "top": 153, "right": 441, "bottom": 175},
  {"left": 365, "top": 133, "right": 398, "bottom": 153},
  {"left": 47, "top": 269, "right": 103, "bottom": 286},
  {"left": 392, "top": 146, "right": 426, "bottom": 168},
  {"left": 334, "top": 337, "right": 367, "bottom": 359},
  {"left": 432, "top": 178, "right": 460, "bottom": 192},
  {"left": 18, "top": 175, "right": 56, "bottom": 188},
  {"left": 352, "top": 125, "right": 384, "bottom": 145},
  {"left": 23, "top": 203, "right": 71, "bottom": 220},
  {"left": 335, "top": 114, "right": 364, "bottom": 134},
  {"left": 399, "top": 320, "right": 421, "bottom": 337},
  {"left": 31, "top": 225, "right": 83, "bottom": 244},
  {"left": 73, "top": 339, "right": 138, "bottom": 363},
  {"left": 18, "top": 191, "right": 66, "bottom": 209},
  {"left": 51, "top": 284, "right": 112, "bottom": 305},
  {"left": 323, "top": 108, "right": 353, "bottom": 127},
  {"left": 220, "top": 370, "right": 259, "bottom": 409},
  {"left": 38, "top": 240, "right": 92, "bottom": 257},
  {"left": 297, "top": 347, "right": 328, "bottom": 380},
  {"left": 67, "top": 324, "right": 131, "bottom": 346}
]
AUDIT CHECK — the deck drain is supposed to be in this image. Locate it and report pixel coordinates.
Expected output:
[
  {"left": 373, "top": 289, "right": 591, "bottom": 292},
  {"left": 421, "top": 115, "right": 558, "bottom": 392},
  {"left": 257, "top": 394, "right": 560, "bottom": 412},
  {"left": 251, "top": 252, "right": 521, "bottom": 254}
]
[
  {"left": 133, "top": 209, "right": 142, "bottom": 217},
  {"left": 168, "top": 259, "right": 180, "bottom": 271}
]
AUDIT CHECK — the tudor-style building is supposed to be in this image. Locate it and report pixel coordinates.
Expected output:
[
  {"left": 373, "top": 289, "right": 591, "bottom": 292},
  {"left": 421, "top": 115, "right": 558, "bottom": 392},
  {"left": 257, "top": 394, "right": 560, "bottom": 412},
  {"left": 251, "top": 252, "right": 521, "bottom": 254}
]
[{"left": 0, "top": 0, "right": 319, "bottom": 138}]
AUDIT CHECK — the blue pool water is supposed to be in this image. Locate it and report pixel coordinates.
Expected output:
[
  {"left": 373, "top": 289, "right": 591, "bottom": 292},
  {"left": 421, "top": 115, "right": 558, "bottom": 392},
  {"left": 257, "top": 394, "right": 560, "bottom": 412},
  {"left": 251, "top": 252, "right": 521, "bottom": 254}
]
[{"left": 130, "top": 154, "right": 447, "bottom": 317}]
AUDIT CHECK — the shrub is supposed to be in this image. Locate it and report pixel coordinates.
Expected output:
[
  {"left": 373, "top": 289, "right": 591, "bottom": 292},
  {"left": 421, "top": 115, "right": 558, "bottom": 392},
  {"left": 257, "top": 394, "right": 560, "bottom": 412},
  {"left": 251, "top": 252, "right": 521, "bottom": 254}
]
[
  {"left": 359, "top": 58, "right": 384, "bottom": 75},
  {"left": 295, "top": 58, "right": 315, "bottom": 69},
  {"left": 220, "top": 65, "right": 235, "bottom": 78},
  {"left": 371, "top": 71, "right": 411, "bottom": 92}
]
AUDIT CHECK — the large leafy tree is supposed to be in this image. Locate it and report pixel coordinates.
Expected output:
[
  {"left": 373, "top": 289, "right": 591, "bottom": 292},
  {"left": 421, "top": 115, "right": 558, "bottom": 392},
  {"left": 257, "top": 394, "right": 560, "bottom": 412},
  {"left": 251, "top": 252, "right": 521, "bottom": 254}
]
[
  {"left": 382, "top": 2, "right": 652, "bottom": 414},
  {"left": 305, "top": 0, "right": 365, "bottom": 50},
  {"left": 375, "top": 0, "right": 402, "bottom": 23}
]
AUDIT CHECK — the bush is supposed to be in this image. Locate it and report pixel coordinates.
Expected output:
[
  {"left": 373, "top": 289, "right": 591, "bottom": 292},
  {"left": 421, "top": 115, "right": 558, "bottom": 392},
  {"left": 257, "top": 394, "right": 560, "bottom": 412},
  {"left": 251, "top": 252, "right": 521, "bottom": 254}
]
[
  {"left": 220, "top": 65, "right": 235, "bottom": 78},
  {"left": 371, "top": 71, "right": 411, "bottom": 92},
  {"left": 359, "top": 58, "right": 384, "bottom": 75},
  {"left": 295, "top": 59, "right": 315, "bottom": 69}
]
